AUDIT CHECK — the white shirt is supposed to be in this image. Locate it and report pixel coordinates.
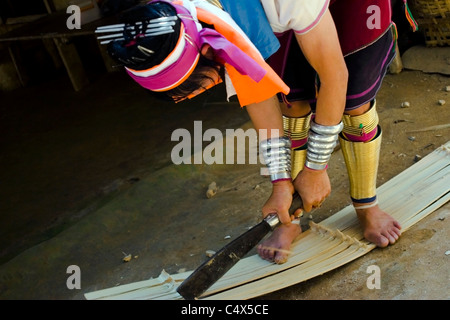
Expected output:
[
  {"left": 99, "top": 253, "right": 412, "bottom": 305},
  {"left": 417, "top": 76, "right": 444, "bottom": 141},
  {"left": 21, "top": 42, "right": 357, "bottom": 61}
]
[{"left": 260, "top": 0, "right": 330, "bottom": 34}]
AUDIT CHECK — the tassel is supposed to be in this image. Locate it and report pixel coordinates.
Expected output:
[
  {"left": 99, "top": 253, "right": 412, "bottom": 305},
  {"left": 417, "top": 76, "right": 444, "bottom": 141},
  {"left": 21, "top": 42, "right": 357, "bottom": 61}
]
[
  {"left": 403, "top": 0, "right": 419, "bottom": 32},
  {"left": 281, "top": 93, "right": 292, "bottom": 108},
  {"left": 391, "top": 22, "right": 398, "bottom": 53}
]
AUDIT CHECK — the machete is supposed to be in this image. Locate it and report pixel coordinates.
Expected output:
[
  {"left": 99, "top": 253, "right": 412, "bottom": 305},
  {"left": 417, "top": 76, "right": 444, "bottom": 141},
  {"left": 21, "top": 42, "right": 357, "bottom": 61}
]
[{"left": 176, "top": 194, "right": 304, "bottom": 300}]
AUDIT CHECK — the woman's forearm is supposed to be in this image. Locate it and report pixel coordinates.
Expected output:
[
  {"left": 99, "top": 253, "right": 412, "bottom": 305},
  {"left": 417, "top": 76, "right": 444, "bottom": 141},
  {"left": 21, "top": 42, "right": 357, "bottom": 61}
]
[
  {"left": 246, "top": 95, "right": 284, "bottom": 138},
  {"left": 295, "top": 9, "right": 348, "bottom": 125}
]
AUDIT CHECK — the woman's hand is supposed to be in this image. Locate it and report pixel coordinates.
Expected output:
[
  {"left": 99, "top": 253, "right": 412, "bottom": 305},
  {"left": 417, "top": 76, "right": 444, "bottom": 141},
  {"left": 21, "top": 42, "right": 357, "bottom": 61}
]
[
  {"left": 294, "top": 167, "right": 331, "bottom": 212},
  {"left": 262, "top": 180, "right": 297, "bottom": 224}
]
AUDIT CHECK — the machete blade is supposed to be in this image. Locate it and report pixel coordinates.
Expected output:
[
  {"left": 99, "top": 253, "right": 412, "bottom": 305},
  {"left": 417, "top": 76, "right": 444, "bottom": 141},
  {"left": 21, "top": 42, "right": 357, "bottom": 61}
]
[{"left": 176, "top": 194, "right": 303, "bottom": 300}]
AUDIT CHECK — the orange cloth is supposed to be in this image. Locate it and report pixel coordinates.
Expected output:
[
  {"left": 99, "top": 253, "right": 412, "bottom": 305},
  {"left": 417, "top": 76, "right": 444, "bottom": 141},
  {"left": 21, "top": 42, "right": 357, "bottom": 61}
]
[{"left": 196, "top": 7, "right": 289, "bottom": 107}]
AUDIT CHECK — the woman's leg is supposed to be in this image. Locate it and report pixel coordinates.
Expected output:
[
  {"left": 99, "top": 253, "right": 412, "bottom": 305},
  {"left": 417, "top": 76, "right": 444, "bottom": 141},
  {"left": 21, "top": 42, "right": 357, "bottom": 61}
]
[
  {"left": 340, "top": 101, "right": 401, "bottom": 246},
  {"left": 258, "top": 100, "right": 311, "bottom": 264}
]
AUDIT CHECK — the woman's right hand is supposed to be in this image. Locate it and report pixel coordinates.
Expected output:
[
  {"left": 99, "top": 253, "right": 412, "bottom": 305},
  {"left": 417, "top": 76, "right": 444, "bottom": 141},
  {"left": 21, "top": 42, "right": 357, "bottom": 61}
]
[{"left": 293, "top": 167, "right": 331, "bottom": 212}]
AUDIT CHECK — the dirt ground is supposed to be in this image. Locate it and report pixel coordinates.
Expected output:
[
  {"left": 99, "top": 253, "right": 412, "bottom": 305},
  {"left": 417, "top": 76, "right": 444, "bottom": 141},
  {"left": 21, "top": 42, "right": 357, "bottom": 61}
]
[{"left": 0, "top": 45, "right": 449, "bottom": 301}]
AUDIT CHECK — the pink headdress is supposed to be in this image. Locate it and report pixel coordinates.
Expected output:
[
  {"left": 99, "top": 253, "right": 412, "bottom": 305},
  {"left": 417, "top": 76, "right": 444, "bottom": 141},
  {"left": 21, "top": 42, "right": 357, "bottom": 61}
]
[{"left": 124, "top": 0, "right": 267, "bottom": 93}]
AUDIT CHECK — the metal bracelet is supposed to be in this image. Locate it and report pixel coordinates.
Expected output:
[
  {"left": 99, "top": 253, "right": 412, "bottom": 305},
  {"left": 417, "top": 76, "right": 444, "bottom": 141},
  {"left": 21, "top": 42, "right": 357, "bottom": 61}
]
[
  {"left": 306, "top": 121, "right": 343, "bottom": 170},
  {"left": 270, "top": 172, "right": 291, "bottom": 181},
  {"left": 308, "top": 131, "right": 339, "bottom": 144},
  {"left": 304, "top": 160, "right": 328, "bottom": 171},
  {"left": 260, "top": 136, "right": 291, "bottom": 182},
  {"left": 260, "top": 136, "right": 291, "bottom": 149},
  {"left": 310, "top": 120, "right": 343, "bottom": 136}
]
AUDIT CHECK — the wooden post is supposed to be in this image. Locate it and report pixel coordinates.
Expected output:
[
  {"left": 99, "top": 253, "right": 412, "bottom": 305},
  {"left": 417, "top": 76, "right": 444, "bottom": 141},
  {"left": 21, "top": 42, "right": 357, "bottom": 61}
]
[
  {"left": 42, "top": 38, "right": 63, "bottom": 69},
  {"left": 43, "top": 0, "right": 55, "bottom": 13},
  {"left": 53, "top": 37, "right": 89, "bottom": 91},
  {"left": 7, "top": 43, "right": 30, "bottom": 87}
]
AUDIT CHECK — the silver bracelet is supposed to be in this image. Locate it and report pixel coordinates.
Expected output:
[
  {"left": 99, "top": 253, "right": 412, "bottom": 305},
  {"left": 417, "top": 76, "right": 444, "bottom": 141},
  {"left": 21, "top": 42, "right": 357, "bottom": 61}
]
[
  {"left": 310, "top": 120, "right": 343, "bottom": 136},
  {"left": 260, "top": 136, "right": 291, "bottom": 182},
  {"left": 306, "top": 121, "right": 343, "bottom": 170}
]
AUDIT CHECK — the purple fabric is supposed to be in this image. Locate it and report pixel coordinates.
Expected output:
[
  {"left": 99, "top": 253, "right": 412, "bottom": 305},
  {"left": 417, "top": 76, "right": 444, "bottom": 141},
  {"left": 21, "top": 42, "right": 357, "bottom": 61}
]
[{"left": 198, "top": 28, "right": 266, "bottom": 82}]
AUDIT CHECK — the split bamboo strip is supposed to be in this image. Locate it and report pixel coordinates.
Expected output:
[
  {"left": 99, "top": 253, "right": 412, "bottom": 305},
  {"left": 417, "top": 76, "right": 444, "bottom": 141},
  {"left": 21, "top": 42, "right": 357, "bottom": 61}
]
[
  {"left": 206, "top": 240, "right": 368, "bottom": 300},
  {"left": 84, "top": 141, "right": 450, "bottom": 300},
  {"left": 393, "top": 172, "right": 449, "bottom": 226},
  {"left": 203, "top": 217, "right": 372, "bottom": 297},
  {"left": 176, "top": 220, "right": 360, "bottom": 298},
  {"left": 84, "top": 269, "right": 185, "bottom": 300},
  {"left": 205, "top": 232, "right": 345, "bottom": 295},
  {"left": 402, "top": 190, "right": 450, "bottom": 230}
]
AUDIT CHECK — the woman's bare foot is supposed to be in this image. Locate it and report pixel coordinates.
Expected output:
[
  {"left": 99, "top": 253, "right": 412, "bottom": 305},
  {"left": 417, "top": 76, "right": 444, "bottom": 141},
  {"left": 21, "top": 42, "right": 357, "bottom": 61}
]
[
  {"left": 257, "top": 222, "right": 301, "bottom": 264},
  {"left": 355, "top": 203, "right": 402, "bottom": 247}
]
